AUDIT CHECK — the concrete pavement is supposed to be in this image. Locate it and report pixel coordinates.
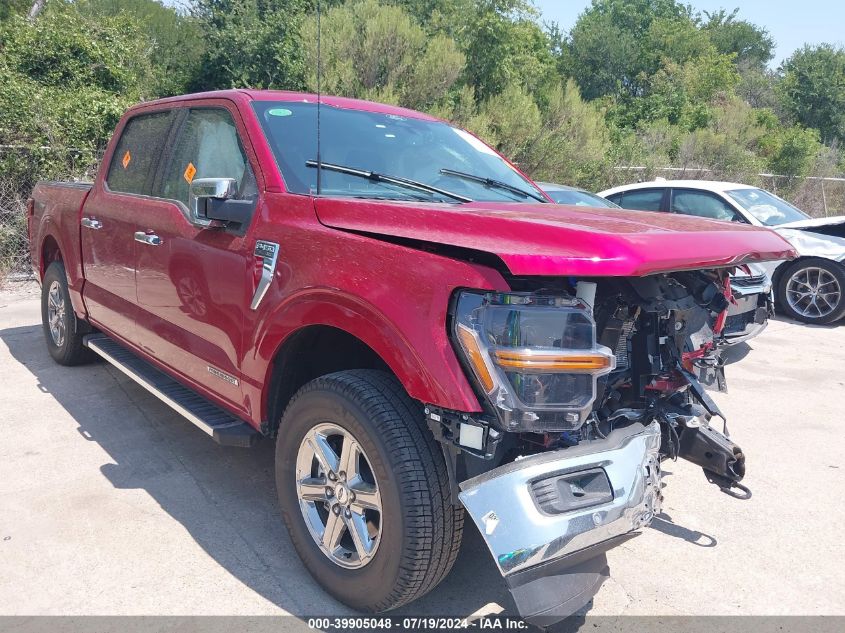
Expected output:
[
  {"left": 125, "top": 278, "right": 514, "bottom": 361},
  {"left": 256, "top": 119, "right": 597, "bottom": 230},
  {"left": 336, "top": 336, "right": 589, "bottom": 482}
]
[{"left": 1, "top": 286, "right": 843, "bottom": 617}]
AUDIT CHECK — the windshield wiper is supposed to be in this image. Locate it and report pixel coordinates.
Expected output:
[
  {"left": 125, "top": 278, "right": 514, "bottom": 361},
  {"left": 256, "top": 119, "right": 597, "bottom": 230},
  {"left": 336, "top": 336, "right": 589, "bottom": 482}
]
[
  {"left": 439, "top": 168, "right": 547, "bottom": 203},
  {"left": 305, "top": 160, "right": 472, "bottom": 203}
]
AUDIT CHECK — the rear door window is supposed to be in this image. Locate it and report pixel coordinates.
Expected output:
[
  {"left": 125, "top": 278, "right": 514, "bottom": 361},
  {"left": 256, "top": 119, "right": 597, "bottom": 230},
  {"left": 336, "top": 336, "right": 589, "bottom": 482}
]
[
  {"left": 618, "top": 189, "right": 666, "bottom": 212},
  {"left": 159, "top": 108, "right": 256, "bottom": 208},
  {"left": 670, "top": 189, "right": 744, "bottom": 222},
  {"left": 106, "top": 111, "right": 175, "bottom": 196}
]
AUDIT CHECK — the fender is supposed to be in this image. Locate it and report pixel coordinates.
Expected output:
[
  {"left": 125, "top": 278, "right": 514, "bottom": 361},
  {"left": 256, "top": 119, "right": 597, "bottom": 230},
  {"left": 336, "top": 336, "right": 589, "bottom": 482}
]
[
  {"left": 37, "top": 218, "right": 87, "bottom": 319},
  {"left": 249, "top": 287, "right": 485, "bottom": 422}
]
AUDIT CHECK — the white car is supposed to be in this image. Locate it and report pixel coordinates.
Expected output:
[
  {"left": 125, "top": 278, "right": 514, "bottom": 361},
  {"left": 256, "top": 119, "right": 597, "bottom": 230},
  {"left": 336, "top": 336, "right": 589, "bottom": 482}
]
[
  {"left": 599, "top": 180, "right": 845, "bottom": 324},
  {"left": 538, "top": 181, "right": 772, "bottom": 344}
]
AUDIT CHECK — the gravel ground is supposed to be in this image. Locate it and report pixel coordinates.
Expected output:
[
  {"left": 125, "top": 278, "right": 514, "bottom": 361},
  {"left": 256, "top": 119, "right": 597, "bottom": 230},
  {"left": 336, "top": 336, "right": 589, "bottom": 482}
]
[{"left": 1, "top": 286, "right": 843, "bottom": 619}]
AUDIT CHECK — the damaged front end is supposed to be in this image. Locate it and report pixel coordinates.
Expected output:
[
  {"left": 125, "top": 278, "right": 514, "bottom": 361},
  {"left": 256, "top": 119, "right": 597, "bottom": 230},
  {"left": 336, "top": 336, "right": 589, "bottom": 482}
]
[
  {"left": 460, "top": 422, "right": 662, "bottom": 624},
  {"left": 436, "top": 269, "right": 752, "bottom": 624}
]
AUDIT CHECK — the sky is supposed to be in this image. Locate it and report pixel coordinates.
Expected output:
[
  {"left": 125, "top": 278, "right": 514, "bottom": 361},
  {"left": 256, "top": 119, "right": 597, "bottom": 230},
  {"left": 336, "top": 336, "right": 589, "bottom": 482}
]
[{"left": 533, "top": 0, "right": 844, "bottom": 67}]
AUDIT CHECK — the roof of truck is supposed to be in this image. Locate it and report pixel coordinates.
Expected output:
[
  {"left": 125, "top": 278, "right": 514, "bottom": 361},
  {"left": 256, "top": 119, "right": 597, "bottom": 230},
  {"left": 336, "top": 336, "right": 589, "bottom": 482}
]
[{"left": 127, "top": 89, "right": 440, "bottom": 122}]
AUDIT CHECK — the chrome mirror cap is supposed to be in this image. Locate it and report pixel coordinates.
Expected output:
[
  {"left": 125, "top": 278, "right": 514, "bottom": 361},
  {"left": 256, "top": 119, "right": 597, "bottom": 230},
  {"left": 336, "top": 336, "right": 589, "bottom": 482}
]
[
  {"left": 190, "top": 177, "right": 238, "bottom": 200},
  {"left": 189, "top": 177, "right": 238, "bottom": 223}
]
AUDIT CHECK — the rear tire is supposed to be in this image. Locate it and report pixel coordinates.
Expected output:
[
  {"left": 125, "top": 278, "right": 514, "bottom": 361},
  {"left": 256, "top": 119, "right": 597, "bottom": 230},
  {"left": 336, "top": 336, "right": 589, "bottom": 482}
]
[
  {"left": 776, "top": 258, "right": 845, "bottom": 324},
  {"left": 275, "top": 369, "right": 463, "bottom": 612},
  {"left": 41, "top": 261, "right": 94, "bottom": 365}
]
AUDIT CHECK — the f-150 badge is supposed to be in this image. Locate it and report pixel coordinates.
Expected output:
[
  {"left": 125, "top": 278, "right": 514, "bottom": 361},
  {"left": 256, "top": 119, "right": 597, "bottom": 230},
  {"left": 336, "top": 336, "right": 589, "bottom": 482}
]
[{"left": 251, "top": 240, "right": 279, "bottom": 310}]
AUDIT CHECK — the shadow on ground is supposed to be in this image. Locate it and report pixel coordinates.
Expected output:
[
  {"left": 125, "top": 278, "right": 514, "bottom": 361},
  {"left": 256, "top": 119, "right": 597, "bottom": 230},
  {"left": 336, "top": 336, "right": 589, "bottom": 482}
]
[
  {"left": 0, "top": 321, "right": 515, "bottom": 620},
  {"left": 0, "top": 318, "right": 717, "bottom": 624}
]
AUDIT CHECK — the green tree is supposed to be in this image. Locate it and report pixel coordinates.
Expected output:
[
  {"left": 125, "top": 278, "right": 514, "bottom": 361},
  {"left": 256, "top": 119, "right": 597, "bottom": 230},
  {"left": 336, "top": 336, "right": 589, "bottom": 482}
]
[
  {"left": 453, "top": 0, "right": 556, "bottom": 99},
  {"left": 0, "top": 2, "right": 152, "bottom": 180},
  {"left": 191, "top": 0, "right": 311, "bottom": 91},
  {"left": 565, "top": 0, "right": 694, "bottom": 100},
  {"left": 736, "top": 62, "right": 781, "bottom": 111},
  {"left": 701, "top": 8, "right": 774, "bottom": 69},
  {"left": 0, "top": 0, "right": 30, "bottom": 21},
  {"left": 78, "top": 0, "right": 204, "bottom": 96},
  {"left": 302, "top": 0, "right": 464, "bottom": 110},
  {"left": 756, "top": 110, "right": 823, "bottom": 177},
  {"left": 392, "top": 0, "right": 557, "bottom": 100},
  {"left": 779, "top": 44, "right": 845, "bottom": 144},
  {"left": 477, "top": 83, "right": 542, "bottom": 159}
]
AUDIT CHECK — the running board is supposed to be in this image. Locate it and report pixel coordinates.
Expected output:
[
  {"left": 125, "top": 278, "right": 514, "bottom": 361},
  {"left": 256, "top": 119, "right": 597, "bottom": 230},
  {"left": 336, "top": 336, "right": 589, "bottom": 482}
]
[{"left": 84, "top": 334, "right": 260, "bottom": 448}]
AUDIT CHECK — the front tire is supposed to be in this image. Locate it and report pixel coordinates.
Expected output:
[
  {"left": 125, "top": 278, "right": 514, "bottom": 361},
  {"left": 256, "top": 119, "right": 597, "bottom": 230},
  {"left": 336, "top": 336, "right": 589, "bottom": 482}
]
[
  {"left": 41, "top": 261, "right": 94, "bottom": 365},
  {"left": 276, "top": 370, "right": 463, "bottom": 612},
  {"left": 777, "top": 258, "right": 845, "bottom": 324}
]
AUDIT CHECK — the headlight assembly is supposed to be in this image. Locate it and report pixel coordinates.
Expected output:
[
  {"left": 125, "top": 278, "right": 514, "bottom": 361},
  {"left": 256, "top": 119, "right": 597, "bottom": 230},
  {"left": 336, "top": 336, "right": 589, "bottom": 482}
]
[{"left": 452, "top": 291, "right": 615, "bottom": 432}]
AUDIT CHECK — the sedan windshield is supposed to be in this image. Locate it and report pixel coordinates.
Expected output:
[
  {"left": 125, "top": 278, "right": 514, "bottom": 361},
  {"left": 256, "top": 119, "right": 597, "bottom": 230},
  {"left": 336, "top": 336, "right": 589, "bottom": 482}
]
[
  {"left": 726, "top": 188, "right": 809, "bottom": 226},
  {"left": 252, "top": 101, "right": 545, "bottom": 203}
]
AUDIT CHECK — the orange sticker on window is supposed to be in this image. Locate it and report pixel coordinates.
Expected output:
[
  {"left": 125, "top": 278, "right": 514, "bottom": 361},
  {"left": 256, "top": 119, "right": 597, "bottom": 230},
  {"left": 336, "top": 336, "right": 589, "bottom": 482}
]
[
  {"left": 122, "top": 151, "right": 131, "bottom": 169},
  {"left": 183, "top": 162, "right": 197, "bottom": 183}
]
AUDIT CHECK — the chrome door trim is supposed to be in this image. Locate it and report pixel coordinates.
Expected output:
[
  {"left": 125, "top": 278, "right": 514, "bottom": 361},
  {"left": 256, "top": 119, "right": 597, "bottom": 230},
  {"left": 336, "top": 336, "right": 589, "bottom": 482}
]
[
  {"left": 134, "top": 231, "right": 163, "bottom": 246},
  {"left": 81, "top": 217, "right": 103, "bottom": 230}
]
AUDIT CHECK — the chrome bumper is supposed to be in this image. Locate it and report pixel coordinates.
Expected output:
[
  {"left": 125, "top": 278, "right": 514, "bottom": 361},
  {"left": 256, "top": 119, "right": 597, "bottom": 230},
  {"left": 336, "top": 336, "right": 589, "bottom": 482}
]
[{"left": 459, "top": 422, "right": 662, "bottom": 577}]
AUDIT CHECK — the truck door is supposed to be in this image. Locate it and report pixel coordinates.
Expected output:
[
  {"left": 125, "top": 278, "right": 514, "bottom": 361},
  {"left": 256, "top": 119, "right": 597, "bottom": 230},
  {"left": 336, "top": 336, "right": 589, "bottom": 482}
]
[
  {"left": 134, "top": 104, "right": 258, "bottom": 412},
  {"left": 81, "top": 110, "right": 176, "bottom": 342}
]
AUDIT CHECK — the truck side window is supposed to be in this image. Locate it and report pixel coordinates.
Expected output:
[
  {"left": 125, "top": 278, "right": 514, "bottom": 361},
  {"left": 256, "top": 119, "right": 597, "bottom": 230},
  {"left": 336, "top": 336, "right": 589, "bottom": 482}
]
[
  {"left": 160, "top": 108, "right": 256, "bottom": 208},
  {"left": 106, "top": 111, "right": 174, "bottom": 196}
]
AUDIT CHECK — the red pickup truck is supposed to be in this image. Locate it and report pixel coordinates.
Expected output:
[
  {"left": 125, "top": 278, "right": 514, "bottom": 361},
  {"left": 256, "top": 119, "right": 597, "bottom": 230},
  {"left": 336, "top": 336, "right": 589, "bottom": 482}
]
[{"left": 28, "top": 90, "right": 794, "bottom": 624}]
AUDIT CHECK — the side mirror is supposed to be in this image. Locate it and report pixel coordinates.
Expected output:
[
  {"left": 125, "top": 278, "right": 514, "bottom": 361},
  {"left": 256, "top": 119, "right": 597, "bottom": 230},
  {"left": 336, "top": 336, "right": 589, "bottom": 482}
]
[
  {"left": 190, "top": 178, "right": 237, "bottom": 220},
  {"left": 189, "top": 177, "right": 253, "bottom": 230}
]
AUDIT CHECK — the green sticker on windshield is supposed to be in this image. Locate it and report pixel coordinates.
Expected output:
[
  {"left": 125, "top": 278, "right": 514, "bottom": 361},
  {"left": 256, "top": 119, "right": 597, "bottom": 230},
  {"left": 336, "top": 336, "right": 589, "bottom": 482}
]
[{"left": 268, "top": 108, "right": 293, "bottom": 117}]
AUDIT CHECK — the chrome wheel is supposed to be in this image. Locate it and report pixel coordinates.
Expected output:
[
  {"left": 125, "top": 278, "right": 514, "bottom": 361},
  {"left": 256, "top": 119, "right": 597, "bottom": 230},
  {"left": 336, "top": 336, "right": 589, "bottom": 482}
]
[
  {"left": 46, "top": 280, "right": 66, "bottom": 347},
  {"left": 786, "top": 266, "right": 842, "bottom": 319},
  {"left": 295, "top": 423, "right": 382, "bottom": 569}
]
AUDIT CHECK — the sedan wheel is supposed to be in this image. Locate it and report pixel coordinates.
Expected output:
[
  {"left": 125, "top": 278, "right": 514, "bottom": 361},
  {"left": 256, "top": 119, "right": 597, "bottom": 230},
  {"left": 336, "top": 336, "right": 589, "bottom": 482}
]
[{"left": 778, "top": 258, "right": 845, "bottom": 324}]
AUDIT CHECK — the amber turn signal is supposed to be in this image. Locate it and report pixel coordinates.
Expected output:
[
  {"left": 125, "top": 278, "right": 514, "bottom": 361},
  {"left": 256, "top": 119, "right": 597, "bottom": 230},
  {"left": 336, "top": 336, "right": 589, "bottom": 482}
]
[
  {"left": 493, "top": 350, "right": 612, "bottom": 372},
  {"left": 456, "top": 324, "right": 496, "bottom": 393}
]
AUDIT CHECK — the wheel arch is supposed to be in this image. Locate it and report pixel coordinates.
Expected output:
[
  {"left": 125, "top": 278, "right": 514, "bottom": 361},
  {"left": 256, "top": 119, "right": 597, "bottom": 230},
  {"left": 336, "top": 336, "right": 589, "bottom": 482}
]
[
  {"left": 264, "top": 324, "right": 392, "bottom": 437},
  {"left": 255, "top": 290, "right": 483, "bottom": 436},
  {"left": 39, "top": 233, "right": 63, "bottom": 279}
]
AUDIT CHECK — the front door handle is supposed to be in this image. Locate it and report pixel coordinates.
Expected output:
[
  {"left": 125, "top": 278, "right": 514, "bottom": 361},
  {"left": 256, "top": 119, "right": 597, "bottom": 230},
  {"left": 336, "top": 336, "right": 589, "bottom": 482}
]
[
  {"left": 134, "top": 231, "right": 163, "bottom": 246},
  {"left": 81, "top": 217, "right": 102, "bottom": 230}
]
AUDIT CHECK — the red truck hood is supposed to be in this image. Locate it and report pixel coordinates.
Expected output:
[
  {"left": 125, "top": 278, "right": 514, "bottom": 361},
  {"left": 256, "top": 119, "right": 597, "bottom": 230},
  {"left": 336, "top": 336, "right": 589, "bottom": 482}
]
[{"left": 315, "top": 199, "right": 796, "bottom": 277}]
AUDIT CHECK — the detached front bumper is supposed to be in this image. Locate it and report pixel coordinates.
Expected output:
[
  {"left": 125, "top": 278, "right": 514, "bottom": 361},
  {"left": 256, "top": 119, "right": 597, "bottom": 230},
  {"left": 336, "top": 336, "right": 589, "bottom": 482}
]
[
  {"left": 722, "top": 290, "right": 773, "bottom": 345},
  {"left": 459, "top": 422, "right": 662, "bottom": 625}
]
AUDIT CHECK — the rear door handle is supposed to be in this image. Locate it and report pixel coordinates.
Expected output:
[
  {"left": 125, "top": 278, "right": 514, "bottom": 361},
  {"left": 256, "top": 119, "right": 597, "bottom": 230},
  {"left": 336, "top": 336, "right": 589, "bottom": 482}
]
[
  {"left": 134, "top": 231, "right": 163, "bottom": 246},
  {"left": 81, "top": 217, "right": 102, "bottom": 230}
]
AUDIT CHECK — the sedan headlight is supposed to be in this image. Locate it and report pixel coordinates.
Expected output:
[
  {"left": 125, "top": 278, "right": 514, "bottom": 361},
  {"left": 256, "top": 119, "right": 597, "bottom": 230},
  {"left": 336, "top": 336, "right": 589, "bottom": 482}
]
[{"left": 452, "top": 291, "right": 615, "bottom": 432}]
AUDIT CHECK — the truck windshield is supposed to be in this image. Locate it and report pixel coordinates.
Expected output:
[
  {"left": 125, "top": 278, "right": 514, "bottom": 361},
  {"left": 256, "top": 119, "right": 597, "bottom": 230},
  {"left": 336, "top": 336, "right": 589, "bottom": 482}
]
[
  {"left": 253, "top": 101, "right": 545, "bottom": 203},
  {"left": 726, "top": 188, "right": 809, "bottom": 226}
]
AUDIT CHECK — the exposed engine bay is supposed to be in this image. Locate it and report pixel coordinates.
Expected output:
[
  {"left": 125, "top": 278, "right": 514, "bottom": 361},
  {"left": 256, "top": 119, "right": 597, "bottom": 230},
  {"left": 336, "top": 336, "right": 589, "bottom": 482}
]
[
  {"left": 431, "top": 269, "right": 752, "bottom": 624},
  {"left": 437, "top": 268, "right": 748, "bottom": 495}
]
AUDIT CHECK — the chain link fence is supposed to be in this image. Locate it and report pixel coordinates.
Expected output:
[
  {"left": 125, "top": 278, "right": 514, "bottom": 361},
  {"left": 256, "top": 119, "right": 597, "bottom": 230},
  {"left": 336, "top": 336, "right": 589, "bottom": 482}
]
[
  {"left": 0, "top": 176, "right": 31, "bottom": 283},
  {"left": 0, "top": 147, "right": 97, "bottom": 288}
]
